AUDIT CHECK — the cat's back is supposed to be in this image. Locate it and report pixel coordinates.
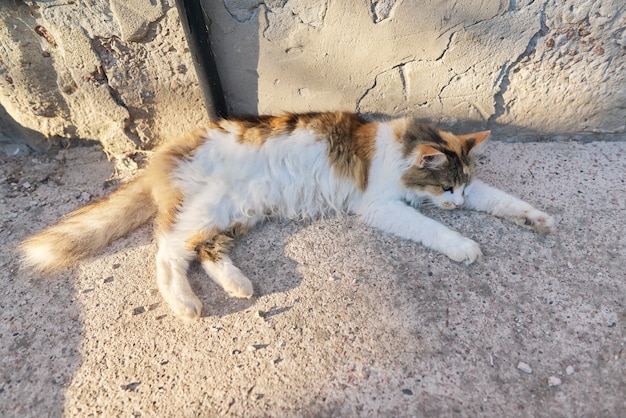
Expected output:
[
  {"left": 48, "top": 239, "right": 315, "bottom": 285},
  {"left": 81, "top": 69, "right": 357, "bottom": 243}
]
[
  {"left": 188, "top": 112, "right": 373, "bottom": 176},
  {"left": 173, "top": 112, "right": 377, "bottom": 216},
  {"left": 188, "top": 114, "right": 326, "bottom": 175}
]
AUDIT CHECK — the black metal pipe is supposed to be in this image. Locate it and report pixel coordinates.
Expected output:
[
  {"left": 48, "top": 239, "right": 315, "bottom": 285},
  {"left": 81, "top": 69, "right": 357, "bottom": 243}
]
[{"left": 174, "top": 0, "right": 228, "bottom": 120}]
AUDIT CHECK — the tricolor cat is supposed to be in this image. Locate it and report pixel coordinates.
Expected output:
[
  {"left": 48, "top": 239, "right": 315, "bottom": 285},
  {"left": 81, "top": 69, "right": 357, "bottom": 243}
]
[{"left": 20, "top": 112, "right": 554, "bottom": 319}]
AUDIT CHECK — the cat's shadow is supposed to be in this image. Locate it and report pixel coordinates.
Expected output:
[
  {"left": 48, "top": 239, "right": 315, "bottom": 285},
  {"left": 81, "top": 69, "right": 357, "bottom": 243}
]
[{"left": 187, "top": 219, "right": 304, "bottom": 317}]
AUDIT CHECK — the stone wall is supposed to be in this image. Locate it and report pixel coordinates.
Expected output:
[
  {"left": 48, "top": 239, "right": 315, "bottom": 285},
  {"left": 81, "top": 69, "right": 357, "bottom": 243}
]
[
  {"left": 0, "top": 0, "right": 209, "bottom": 155},
  {"left": 1, "top": 0, "right": 624, "bottom": 156}
]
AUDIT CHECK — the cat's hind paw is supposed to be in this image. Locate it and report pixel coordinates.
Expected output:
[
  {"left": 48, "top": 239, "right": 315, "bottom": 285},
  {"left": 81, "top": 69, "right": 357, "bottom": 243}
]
[
  {"left": 224, "top": 274, "right": 254, "bottom": 299},
  {"left": 167, "top": 292, "right": 203, "bottom": 320},
  {"left": 518, "top": 209, "right": 555, "bottom": 234},
  {"left": 202, "top": 259, "right": 255, "bottom": 299},
  {"left": 442, "top": 237, "right": 482, "bottom": 265}
]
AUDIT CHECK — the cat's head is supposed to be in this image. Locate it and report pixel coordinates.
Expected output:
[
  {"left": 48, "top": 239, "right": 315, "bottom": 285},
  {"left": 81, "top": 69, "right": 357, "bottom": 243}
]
[{"left": 398, "top": 120, "right": 490, "bottom": 209}]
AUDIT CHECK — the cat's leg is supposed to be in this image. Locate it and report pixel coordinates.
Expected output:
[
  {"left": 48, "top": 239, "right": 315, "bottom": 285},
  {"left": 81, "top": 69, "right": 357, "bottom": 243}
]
[
  {"left": 464, "top": 179, "right": 554, "bottom": 233},
  {"left": 359, "top": 200, "right": 482, "bottom": 264},
  {"left": 189, "top": 226, "right": 254, "bottom": 299},
  {"left": 155, "top": 232, "right": 203, "bottom": 319},
  {"left": 201, "top": 255, "right": 254, "bottom": 298}
]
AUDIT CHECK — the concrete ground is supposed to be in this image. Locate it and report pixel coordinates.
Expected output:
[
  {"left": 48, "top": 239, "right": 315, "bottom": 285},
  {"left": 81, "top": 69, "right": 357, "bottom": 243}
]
[{"left": 1, "top": 138, "right": 624, "bottom": 417}]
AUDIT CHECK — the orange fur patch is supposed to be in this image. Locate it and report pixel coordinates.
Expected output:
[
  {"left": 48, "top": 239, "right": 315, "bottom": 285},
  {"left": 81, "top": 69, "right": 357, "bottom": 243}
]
[
  {"left": 185, "top": 229, "right": 230, "bottom": 262},
  {"left": 185, "top": 223, "right": 251, "bottom": 263},
  {"left": 147, "top": 128, "right": 209, "bottom": 235},
  {"left": 222, "top": 112, "right": 377, "bottom": 190},
  {"left": 437, "top": 131, "right": 462, "bottom": 155},
  {"left": 314, "top": 112, "right": 376, "bottom": 190}
]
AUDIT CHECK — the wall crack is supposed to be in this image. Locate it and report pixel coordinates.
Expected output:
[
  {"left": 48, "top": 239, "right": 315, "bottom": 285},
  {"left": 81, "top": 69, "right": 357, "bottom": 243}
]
[
  {"left": 356, "top": 60, "right": 416, "bottom": 113},
  {"left": 434, "top": 29, "right": 457, "bottom": 62},
  {"left": 487, "top": 0, "right": 549, "bottom": 128}
]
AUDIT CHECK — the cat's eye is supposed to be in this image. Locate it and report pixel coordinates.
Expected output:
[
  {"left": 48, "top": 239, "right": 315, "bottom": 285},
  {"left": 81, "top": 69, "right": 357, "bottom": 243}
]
[{"left": 442, "top": 186, "right": 453, "bottom": 193}]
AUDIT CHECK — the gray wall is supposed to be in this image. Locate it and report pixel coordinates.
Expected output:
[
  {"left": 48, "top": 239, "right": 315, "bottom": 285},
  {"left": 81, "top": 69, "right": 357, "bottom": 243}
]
[
  {"left": 208, "top": 0, "right": 625, "bottom": 138},
  {"left": 0, "top": 0, "right": 624, "bottom": 156}
]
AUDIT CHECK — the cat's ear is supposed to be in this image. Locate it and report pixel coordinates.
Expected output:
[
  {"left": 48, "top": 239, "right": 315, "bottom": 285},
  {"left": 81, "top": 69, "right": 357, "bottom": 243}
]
[
  {"left": 417, "top": 145, "right": 447, "bottom": 168},
  {"left": 457, "top": 130, "right": 490, "bottom": 155}
]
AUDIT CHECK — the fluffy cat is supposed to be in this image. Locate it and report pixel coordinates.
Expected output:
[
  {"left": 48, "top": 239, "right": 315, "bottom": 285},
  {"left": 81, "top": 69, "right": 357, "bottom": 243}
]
[{"left": 19, "top": 112, "right": 554, "bottom": 319}]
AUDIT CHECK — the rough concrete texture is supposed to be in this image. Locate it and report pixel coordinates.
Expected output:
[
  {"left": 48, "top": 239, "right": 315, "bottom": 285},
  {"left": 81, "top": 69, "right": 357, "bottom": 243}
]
[
  {"left": 0, "top": 0, "right": 209, "bottom": 156},
  {"left": 208, "top": 0, "right": 625, "bottom": 138},
  {"left": 1, "top": 138, "right": 625, "bottom": 416}
]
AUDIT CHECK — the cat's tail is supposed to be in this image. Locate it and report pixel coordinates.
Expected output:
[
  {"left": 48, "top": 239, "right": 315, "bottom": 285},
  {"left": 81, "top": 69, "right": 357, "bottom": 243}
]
[{"left": 19, "top": 174, "right": 156, "bottom": 272}]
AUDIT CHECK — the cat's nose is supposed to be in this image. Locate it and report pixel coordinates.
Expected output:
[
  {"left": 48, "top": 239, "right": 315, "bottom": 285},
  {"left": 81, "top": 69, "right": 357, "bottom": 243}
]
[{"left": 454, "top": 197, "right": 464, "bottom": 207}]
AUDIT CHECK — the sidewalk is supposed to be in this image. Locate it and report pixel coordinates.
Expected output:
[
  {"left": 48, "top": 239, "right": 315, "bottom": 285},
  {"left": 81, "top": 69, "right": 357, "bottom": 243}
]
[{"left": 1, "top": 139, "right": 624, "bottom": 416}]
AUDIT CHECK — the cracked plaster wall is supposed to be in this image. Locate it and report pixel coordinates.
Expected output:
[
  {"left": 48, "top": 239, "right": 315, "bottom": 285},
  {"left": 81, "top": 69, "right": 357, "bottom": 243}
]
[
  {"left": 1, "top": 0, "right": 623, "bottom": 156},
  {"left": 0, "top": 0, "right": 209, "bottom": 156},
  {"left": 210, "top": 0, "right": 625, "bottom": 138}
]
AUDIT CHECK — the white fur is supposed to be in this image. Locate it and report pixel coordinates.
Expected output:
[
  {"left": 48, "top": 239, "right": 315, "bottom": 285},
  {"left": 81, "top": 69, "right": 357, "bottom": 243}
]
[
  {"left": 464, "top": 179, "right": 555, "bottom": 232},
  {"left": 201, "top": 256, "right": 254, "bottom": 298},
  {"left": 20, "top": 241, "right": 57, "bottom": 270}
]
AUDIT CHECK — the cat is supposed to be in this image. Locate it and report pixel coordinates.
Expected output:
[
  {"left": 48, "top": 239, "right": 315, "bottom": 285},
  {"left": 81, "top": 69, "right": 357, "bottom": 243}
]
[{"left": 19, "top": 111, "right": 554, "bottom": 319}]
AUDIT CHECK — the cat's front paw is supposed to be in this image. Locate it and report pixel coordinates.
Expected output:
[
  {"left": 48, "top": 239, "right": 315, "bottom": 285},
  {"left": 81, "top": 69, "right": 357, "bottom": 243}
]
[
  {"left": 517, "top": 209, "right": 555, "bottom": 234},
  {"left": 442, "top": 237, "right": 482, "bottom": 265}
]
